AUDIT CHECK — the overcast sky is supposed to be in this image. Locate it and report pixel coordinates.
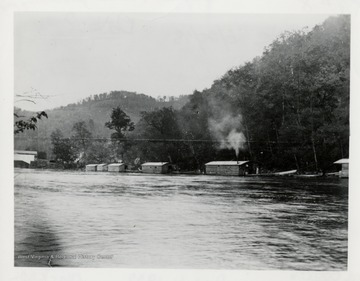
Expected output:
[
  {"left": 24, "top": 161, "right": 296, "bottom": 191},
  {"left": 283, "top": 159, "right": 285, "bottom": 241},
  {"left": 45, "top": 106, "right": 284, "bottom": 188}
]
[{"left": 14, "top": 13, "right": 331, "bottom": 111}]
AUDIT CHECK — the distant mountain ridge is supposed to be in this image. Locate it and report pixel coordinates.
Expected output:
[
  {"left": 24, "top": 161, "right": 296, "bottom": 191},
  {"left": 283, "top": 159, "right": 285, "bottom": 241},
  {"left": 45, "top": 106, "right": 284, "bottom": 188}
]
[{"left": 14, "top": 90, "right": 189, "bottom": 153}]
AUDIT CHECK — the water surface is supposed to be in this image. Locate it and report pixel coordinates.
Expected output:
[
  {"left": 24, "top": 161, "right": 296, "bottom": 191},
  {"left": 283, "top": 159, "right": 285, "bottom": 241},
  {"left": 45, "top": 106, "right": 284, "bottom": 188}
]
[{"left": 14, "top": 168, "right": 348, "bottom": 270}]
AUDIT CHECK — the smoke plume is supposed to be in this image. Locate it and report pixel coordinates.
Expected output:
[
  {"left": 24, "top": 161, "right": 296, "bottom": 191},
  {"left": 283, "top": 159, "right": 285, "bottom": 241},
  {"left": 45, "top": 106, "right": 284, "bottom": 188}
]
[{"left": 208, "top": 114, "right": 246, "bottom": 157}]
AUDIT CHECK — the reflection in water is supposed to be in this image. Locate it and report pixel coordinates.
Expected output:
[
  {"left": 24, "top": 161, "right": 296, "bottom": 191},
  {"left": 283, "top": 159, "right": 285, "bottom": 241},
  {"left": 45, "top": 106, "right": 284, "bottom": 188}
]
[{"left": 14, "top": 169, "right": 348, "bottom": 269}]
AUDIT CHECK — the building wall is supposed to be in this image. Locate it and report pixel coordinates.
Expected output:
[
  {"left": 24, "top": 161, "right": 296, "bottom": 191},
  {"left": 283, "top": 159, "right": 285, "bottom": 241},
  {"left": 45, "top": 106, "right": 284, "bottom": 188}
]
[
  {"left": 205, "top": 165, "right": 242, "bottom": 176},
  {"left": 108, "top": 165, "right": 125, "bottom": 172},
  {"left": 97, "top": 165, "right": 108, "bottom": 172},
  {"left": 142, "top": 165, "right": 169, "bottom": 174},
  {"left": 14, "top": 154, "right": 36, "bottom": 165},
  {"left": 340, "top": 163, "right": 349, "bottom": 178},
  {"left": 86, "top": 165, "right": 97, "bottom": 172},
  {"left": 14, "top": 160, "right": 30, "bottom": 168}
]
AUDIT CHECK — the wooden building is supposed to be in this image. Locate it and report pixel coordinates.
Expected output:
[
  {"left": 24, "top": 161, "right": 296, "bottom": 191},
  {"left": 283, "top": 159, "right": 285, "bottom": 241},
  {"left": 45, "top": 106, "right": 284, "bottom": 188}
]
[
  {"left": 205, "top": 161, "right": 256, "bottom": 176},
  {"left": 108, "top": 163, "right": 125, "bottom": 172},
  {"left": 14, "top": 150, "right": 38, "bottom": 168},
  {"left": 85, "top": 164, "right": 97, "bottom": 172},
  {"left": 141, "top": 162, "right": 169, "bottom": 174},
  {"left": 97, "top": 163, "right": 108, "bottom": 172},
  {"left": 334, "top": 159, "right": 349, "bottom": 178}
]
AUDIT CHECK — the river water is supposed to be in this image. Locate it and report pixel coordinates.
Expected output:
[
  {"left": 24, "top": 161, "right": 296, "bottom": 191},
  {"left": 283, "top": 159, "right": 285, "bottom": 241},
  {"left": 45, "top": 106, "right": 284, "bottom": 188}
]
[{"left": 14, "top": 168, "right": 348, "bottom": 270}]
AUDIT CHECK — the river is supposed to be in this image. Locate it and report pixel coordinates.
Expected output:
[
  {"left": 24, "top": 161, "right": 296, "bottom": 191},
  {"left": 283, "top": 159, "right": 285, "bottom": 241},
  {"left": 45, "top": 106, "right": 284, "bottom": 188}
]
[{"left": 14, "top": 168, "right": 348, "bottom": 270}]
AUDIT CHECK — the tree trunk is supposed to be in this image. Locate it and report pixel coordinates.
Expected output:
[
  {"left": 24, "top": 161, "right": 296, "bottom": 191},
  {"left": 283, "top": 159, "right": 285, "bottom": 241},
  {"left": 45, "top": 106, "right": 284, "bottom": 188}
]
[
  {"left": 311, "top": 134, "right": 318, "bottom": 171},
  {"left": 282, "top": 89, "right": 286, "bottom": 126},
  {"left": 244, "top": 123, "right": 253, "bottom": 158},
  {"left": 294, "top": 153, "right": 300, "bottom": 172},
  {"left": 267, "top": 132, "right": 273, "bottom": 156},
  {"left": 310, "top": 93, "right": 318, "bottom": 172},
  {"left": 339, "top": 137, "right": 344, "bottom": 158}
]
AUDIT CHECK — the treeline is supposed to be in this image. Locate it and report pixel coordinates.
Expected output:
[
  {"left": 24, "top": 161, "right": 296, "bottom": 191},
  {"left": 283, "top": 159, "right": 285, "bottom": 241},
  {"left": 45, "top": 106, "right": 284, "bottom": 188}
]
[
  {"left": 63, "top": 91, "right": 189, "bottom": 111},
  {"left": 183, "top": 15, "right": 350, "bottom": 172},
  {"left": 14, "top": 91, "right": 189, "bottom": 157},
  {"left": 18, "top": 15, "right": 350, "bottom": 173}
]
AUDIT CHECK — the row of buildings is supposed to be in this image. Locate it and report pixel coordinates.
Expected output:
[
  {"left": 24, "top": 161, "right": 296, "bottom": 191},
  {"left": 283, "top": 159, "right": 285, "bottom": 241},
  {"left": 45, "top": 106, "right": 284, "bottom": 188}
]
[
  {"left": 85, "top": 160, "right": 350, "bottom": 177},
  {"left": 86, "top": 161, "right": 257, "bottom": 175},
  {"left": 14, "top": 150, "right": 349, "bottom": 177}
]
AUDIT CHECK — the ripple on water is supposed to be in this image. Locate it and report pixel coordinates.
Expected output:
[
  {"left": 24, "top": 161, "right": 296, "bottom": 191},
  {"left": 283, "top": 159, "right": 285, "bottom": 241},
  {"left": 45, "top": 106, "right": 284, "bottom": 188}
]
[{"left": 14, "top": 169, "right": 348, "bottom": 269}]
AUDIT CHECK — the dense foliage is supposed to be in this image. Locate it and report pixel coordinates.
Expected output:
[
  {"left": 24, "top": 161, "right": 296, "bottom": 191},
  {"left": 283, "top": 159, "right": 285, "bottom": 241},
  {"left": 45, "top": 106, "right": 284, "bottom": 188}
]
[
  {"left": 14, "top": 92, "right": 188, "bottom": 159},
  {"left": 171, "top": 15, "right": 350, "bottom": 172},
  {"left": 14, "top": 111, "right": 48, "bottom": 134},
  {"left": 15, "top": 16, "right": 349, "bottom": 173}
]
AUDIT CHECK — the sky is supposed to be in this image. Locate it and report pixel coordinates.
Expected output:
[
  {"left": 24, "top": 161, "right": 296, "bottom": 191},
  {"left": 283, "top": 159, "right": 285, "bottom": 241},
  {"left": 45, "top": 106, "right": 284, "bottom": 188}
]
[{"left": 14, "top": 13, "right": 332, "bottom": 111}]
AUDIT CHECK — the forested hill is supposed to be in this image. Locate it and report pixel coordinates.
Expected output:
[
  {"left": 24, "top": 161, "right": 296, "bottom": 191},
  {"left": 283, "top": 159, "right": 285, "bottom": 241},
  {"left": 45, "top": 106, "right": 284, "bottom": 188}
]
[
  {"left": 178, "top": 15, "right": 350, "bottom": 171},
  {"left": 14, "top": 91, "right": 189, "bottom": 151},
  {"left": 15, "top": 15, "right": 350, "bottom": 172}
]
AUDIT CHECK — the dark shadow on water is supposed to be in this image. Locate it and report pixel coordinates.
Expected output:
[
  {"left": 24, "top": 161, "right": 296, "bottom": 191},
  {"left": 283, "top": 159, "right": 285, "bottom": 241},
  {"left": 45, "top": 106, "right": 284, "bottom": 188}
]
[{"left": 15, "top": 217, "right": 63, "bottom": 267}]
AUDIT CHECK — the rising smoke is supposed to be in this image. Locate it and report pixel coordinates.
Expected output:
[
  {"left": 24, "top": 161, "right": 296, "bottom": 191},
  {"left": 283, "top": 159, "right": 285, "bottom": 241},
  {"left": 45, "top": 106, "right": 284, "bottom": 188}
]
[{"left": 208, "top": 114, "right": 246, "bottom": 158}]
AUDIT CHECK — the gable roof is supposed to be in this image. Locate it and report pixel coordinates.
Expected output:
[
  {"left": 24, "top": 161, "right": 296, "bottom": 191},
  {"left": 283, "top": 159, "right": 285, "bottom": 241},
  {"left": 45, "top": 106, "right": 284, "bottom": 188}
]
[
  {"left": 14, "top": 150, "right": 37, "bottom": 155},
  {"left": 334, "top": 159, "right": 349, "bottom": 164},
  {"left": 141, "top": 162, "right": 169, "bottom": 166},
  {"left": 205, "top": 161, "right": 249, "bottom": 166},
  {"left": 108, "top": 163, "right": 125, "bottom": 167}
]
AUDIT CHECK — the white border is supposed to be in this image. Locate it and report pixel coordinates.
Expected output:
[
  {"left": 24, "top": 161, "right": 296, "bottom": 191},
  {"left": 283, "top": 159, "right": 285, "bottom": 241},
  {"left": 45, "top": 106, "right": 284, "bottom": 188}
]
[{"left": 1, "top": 0, "right": 360, "bottom": 280}]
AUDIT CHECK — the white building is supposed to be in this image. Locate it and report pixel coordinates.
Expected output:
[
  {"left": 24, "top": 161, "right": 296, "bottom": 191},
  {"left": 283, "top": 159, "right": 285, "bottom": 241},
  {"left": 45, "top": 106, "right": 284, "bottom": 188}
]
[
  {"left": 14, "top": 150, "right": 37, "bottom": 167},
  {"left": 85, "top": 164, "right": 97, "bottom": 172},
  {"left": 141, "top": 162, "right": 169, "bottom": 174},
  {"left": 334, "top": 159, "right": 349, "bottom": 178},
  {"left": 96, "top": 163, "right": 108, "bottom": 172},
  {"left": 108, "top": 163, "right": 126, "bottom": 172}
]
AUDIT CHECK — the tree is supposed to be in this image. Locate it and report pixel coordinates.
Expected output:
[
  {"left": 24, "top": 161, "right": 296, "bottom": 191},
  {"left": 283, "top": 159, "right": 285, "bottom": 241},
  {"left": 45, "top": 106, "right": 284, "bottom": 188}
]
[
  {"left": 14, "top": 89, "right": 49, "bottom": 134},
  {"left": 85, "top": 140, "right": 112, "bottom": 164},
  {"left": 71, "top": 121, "right": 92, "bottom": 152},
  {"left": 135, "top": 107, "right": 185, "bottom": 164},
  {"left": 105, "top": 107, "right": 135, "bottom": 140},
  {"left": 50, "top": 129, "right": 76, "bottom": 165},
  {"left": 174, "top": 15, "right": 349, "bottom": 172},
  {"left": 105, "top": 107, "right": 135, "bottom": 160},
  {"left": 14, "top": 111, "right": 48, "bottom": 134}
]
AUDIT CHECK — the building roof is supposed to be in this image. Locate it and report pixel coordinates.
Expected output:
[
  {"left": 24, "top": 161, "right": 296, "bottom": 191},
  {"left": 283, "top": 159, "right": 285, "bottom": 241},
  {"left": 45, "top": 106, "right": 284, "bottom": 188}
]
[
  {"left": 86, "top": 164, "right": 98, "bottom": 167},
  {"left": 97, "top": 164, "right": 108, "bottom": 167},
  {"left": 14, "top": 150, "right": 37, "bottom": 155},
  {"left": 205, "top": 161, "right": 249, "bottom": 166},
  {"left": 334, "top": 158, "right": 349, "bottom": 164},
  {"left": 141, "top": 162, "right": 169, "bottom": 166},
  {"left": 108, "top": 163, "right": 125, "bottom": 166}
]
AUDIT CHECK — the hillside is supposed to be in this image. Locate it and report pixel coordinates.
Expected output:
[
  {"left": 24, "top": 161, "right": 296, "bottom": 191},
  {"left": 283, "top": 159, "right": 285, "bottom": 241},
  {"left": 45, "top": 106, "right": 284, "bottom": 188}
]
[
  {"left": 14, "top": 91, "right": 189, "bottom": 154},
  {"left": 14, "top": 15, "right": 350, "bottom": 172}
]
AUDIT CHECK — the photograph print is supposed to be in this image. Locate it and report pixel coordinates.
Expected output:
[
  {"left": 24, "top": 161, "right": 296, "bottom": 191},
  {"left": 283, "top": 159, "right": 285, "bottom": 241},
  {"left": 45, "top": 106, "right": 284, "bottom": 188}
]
[{"left": 14, "top": 12, "right": 349, "bottom": 270}]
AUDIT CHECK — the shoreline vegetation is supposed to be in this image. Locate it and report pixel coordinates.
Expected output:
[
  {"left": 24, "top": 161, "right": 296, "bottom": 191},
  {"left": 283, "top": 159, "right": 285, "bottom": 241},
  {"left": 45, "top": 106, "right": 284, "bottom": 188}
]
[{"left": 14, "top": 15, "right": 349, "bottom": 175}]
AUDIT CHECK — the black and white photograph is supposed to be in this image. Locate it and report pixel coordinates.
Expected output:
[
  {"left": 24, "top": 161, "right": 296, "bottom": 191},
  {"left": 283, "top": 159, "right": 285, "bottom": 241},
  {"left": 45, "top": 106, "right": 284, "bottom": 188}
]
[{"left": 2, "top": 0, "right": 360, "bottom": 280}]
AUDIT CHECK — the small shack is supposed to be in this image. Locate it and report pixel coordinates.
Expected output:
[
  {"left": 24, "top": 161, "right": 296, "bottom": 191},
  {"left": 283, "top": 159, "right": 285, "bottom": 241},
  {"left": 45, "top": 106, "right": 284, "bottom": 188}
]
[
  {"left": 108, "top": 163, "right": 125, "bottom": 172},
  {"left": 85, "top": 164, "right": 97, "bottom": 172},
  {"left": 205, "top": 161, "right": 257, "bottom": 176},
  {"left": 334, "top": 159, "right": 349, "bottom": 178},
  {"left": 141, "top": 162, "right": 169, "bottom": 174},
  {"left": 97, "top": 163, "right": 108, "bottom": 172}
]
